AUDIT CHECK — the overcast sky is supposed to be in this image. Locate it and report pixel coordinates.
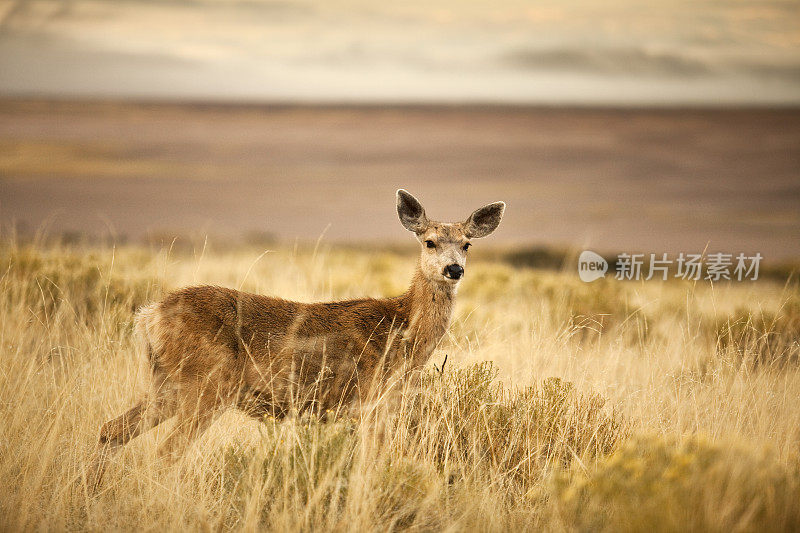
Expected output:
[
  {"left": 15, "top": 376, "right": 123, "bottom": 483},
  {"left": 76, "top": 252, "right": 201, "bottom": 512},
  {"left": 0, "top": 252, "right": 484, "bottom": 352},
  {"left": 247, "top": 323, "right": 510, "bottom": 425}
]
[{"left": 1, "top": 0, "right": 799, "bottom": 105}]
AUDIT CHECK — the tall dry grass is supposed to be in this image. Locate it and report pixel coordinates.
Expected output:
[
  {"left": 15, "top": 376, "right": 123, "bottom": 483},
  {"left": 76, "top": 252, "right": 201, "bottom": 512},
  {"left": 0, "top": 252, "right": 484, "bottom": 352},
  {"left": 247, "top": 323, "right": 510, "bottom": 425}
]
[{"left": 1, "top": 238, "right": 799, "bottom": 531}]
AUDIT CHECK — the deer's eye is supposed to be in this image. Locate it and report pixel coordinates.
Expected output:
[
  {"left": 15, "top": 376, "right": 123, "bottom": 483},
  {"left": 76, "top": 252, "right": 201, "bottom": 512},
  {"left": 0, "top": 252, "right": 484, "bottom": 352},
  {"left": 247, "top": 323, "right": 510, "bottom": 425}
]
[
  {"left": 425, "top": 240, "right": 436, "bottom": 248},
  {"left": 463, "top": 242, "right": 471, "bottom": 251}
]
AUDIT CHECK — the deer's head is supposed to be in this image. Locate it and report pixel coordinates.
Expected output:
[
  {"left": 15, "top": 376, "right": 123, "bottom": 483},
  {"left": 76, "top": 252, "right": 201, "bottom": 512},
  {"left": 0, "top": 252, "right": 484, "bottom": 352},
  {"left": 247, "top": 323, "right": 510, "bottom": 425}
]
[{"left": 396, "top": 189, "right": 505, "bottom": 285}]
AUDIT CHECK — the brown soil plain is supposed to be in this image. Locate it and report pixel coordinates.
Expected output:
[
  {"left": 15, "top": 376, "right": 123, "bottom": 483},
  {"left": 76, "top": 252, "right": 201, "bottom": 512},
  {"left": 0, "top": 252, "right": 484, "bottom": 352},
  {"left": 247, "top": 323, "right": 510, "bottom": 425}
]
[{"left": 1, "top": 101, "right": 799, "bottom": 258}]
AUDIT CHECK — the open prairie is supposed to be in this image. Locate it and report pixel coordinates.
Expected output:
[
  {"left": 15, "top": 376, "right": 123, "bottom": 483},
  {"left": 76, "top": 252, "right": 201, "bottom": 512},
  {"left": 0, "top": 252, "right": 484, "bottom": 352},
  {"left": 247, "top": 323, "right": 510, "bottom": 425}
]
[{"left": 1, "top": 238, "right": 799, "bottom": 531}]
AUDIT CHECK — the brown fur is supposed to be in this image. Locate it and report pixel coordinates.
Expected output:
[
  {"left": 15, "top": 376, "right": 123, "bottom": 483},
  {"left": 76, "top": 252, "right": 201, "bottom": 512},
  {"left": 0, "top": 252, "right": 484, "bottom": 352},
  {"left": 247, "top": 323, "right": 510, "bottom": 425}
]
[{"left": 86, "top": 190, "right": 504, "bottom": 489}]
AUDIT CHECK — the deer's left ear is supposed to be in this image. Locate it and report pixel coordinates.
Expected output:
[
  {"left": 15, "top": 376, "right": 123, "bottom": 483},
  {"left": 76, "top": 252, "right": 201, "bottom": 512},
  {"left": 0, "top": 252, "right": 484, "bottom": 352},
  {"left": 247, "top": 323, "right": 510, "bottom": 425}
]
[{"left": 464, "top": 201, "right": 505, "bottom": 238}]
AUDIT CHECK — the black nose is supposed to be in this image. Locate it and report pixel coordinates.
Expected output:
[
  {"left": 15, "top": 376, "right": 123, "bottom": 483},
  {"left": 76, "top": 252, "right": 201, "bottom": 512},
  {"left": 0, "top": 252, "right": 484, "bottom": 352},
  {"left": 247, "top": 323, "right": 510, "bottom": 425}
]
[{"left": 444, "top": 264, "right": 464, "bottom": 280}]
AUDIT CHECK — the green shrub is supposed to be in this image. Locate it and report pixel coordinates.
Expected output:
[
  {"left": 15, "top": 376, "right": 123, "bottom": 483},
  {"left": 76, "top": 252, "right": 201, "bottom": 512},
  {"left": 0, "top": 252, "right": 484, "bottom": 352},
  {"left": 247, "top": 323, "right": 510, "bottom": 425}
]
[
  {"left": 555, "top": 435, "right": 800, "bottom": 533},
  {"left": 211, "top": 364, "right": 626, "bottom": 529},
  {"left": 398, "top": 362, "right": 627, "bottom": 488}
]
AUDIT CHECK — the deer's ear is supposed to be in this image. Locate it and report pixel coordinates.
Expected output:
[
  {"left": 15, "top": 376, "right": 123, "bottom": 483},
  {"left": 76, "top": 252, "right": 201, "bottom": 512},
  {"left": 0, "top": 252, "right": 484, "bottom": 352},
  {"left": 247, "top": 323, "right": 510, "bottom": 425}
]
[
  {"left": 396, "top": 189, "right": 429, "bottom": 233},
  {"left": 464, "top": 201, "right": 505, "bottom": 238}
]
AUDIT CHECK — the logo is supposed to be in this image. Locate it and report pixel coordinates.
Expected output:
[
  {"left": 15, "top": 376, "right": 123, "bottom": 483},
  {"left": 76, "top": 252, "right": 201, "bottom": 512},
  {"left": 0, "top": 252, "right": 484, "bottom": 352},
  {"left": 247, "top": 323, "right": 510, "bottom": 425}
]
[{"left": 578, "top": 250, "right": 608, "bottom": 282}]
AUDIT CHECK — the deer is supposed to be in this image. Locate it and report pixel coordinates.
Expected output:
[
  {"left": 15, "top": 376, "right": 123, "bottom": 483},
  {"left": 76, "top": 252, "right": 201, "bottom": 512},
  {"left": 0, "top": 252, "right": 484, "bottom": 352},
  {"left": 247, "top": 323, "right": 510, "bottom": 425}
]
[{"left": 86, "top": 189, "right": 505, "bottom": 489}]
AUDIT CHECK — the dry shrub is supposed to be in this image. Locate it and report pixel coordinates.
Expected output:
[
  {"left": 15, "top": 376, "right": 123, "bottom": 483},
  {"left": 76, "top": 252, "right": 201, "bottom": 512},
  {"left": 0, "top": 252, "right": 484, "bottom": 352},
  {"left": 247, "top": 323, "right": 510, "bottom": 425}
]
[
  {"left": 714, "top": 303, "right": 800, "bottom": 369},
  {"left": 213, "top": 418, "right": 359, "bottom": 530},
  {"left": 555, "top": 435, "right": 800, "bottom": 533},
  {"left": 1, "top": 244, "right": 156, "bottom": 327}
]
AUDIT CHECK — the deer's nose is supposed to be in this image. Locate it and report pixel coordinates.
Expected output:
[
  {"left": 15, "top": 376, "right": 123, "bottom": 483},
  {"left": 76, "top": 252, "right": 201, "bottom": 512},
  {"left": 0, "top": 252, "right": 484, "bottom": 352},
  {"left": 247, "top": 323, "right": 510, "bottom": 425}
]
[{"left": 444, "top": 264, "right": 464, "bottom": 280}]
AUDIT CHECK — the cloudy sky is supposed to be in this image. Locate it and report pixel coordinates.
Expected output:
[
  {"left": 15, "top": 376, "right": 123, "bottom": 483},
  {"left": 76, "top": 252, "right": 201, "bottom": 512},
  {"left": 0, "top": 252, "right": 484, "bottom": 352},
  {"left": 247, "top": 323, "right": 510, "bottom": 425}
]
[{"left": 1, "top": 0, "right": 799, "bottom": 104}]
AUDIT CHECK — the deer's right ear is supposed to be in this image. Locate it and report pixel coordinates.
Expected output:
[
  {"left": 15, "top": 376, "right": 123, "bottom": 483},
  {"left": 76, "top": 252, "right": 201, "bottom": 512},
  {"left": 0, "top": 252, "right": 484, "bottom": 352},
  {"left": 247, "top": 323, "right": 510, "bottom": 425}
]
[{"left": 396, "top": 189, "right": 429, "bottom": 233}]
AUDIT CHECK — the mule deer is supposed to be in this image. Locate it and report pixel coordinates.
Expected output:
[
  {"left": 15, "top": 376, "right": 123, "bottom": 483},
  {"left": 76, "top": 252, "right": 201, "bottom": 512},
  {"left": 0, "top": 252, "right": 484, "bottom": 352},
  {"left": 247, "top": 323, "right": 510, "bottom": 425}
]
[{"left": 87, "top": 189, "right": 504, "bottom": 488}]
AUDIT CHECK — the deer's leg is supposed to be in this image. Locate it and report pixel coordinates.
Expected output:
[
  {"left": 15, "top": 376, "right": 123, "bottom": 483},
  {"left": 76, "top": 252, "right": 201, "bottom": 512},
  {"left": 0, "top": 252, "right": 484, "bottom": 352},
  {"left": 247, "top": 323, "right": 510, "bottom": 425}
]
[
  {"left": 157, "top": 385, "right": 225, "bottom": 464},
  {"left": 237, "top": 394, "right": 288, "bottom": 421},
  {"left": 86, "top": 391, "right": 176, "bottom": 491}
]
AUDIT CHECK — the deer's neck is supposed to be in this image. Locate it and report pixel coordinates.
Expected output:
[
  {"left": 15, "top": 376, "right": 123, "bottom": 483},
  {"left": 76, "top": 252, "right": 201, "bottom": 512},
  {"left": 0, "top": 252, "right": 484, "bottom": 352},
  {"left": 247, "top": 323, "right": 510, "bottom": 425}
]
[{"left": 401, "top": 264, "right": 456, "bottom": 366}]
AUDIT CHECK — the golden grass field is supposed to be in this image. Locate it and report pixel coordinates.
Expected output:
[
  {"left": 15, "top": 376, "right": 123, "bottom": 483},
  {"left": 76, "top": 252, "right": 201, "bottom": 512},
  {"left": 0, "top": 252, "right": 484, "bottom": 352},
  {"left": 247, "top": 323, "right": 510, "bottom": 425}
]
[{"left": 1, "top": 238, "right": 799, "bottom": 531}]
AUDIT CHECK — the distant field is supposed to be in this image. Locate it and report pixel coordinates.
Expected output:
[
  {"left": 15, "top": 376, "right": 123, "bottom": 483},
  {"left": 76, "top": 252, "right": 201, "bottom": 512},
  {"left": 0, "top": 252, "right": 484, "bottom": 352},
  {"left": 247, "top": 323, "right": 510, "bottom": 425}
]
[
  {"left": 1, "top": 101, "right": 799, "bottom": 259},
  {"left": 1, "top": 239, "right": 799, "bottom": 530}
]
